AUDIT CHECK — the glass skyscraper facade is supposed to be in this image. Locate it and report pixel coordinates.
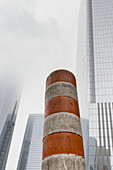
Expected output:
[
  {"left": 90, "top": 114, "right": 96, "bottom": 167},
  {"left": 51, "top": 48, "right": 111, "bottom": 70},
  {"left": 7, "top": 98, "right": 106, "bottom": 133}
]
[
  {"left": 77, "top": 0, "right": 113, "bottom": 169},
  {"left": 87, "top": 0, "right": 113, "bottom": 169},
  {"left": 17, "top": 114, "right": 44, "bottom": 170},
  {"left": 0, "top": 82, "right": 21, "bottom": 170}
]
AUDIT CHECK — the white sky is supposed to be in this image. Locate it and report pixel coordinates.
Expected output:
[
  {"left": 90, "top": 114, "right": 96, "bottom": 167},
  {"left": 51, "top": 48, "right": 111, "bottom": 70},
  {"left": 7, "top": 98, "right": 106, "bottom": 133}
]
[{"left": 0, "top": 0, "right": 82, "bottom": 169}]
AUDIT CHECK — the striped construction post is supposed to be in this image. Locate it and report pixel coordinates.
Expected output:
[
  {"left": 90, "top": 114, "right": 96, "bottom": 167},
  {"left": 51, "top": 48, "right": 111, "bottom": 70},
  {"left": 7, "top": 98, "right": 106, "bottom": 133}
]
[{"left": 42, "top": 70, "right": 86, "bottom": 170}]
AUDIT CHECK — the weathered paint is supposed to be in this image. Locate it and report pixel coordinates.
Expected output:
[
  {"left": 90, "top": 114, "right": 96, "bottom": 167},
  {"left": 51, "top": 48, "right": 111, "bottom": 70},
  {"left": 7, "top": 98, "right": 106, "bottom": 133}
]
[
  {"left": 46, "top": 69, "right": 76, "bottom": 89},
  {"left": 43, "top": 132, "right": 84, "bottom": 159},
  {"left": 43, "top": 112, "right": 82, "bottom": 138},
  {"left": 45, "top": 82, "right": 78, "bottom": 103},
  {"left": 42, "top": 154, "right": 86, "bottom": 170},
  {"left": 45, "top": 96, "right": 80, "bottom": 118}
]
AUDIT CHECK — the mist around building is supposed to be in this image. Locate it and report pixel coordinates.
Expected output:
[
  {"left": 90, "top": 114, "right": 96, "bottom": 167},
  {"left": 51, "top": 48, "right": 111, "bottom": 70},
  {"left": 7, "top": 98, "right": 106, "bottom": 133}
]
[{"left": 0, "top": 0, "right": 113, "bottom": 170}]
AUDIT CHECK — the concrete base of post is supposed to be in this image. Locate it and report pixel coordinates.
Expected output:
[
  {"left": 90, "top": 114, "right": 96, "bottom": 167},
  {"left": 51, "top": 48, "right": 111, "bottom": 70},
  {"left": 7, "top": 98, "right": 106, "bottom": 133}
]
[{"left": 42, "top": 154, "right": 86, "bottom": 170}]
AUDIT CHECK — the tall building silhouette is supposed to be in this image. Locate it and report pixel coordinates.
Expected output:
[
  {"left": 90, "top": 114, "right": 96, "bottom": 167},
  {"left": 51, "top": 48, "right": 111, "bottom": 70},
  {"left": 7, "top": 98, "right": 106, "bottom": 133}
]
[
  {"left": 17, "top": 114, "right": 44, "bottom": 170},
  {"left": 77, "top": 0, "right": 113, "bottom": 169},
  {"left": 0, "top": 83, "right": 21, "bottom": 170}
]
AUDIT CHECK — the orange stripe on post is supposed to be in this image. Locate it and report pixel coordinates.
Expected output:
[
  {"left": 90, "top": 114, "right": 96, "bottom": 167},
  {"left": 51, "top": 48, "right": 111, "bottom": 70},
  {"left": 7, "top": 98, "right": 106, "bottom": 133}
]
[
  {"left": 46, "top": 69, "right": 76, "bottom": 89},
  {"left": 43, "top": 132, "right": 84, "bottom": 159},
  {"left": 45, "top": 96, "right": 80, "bottom": 118}
]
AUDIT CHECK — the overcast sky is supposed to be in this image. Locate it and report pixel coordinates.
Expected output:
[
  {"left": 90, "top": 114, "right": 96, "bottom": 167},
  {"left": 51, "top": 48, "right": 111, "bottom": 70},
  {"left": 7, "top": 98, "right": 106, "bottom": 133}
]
[{"left": 0, "top": 0, "right": 82, "bottom": 169}]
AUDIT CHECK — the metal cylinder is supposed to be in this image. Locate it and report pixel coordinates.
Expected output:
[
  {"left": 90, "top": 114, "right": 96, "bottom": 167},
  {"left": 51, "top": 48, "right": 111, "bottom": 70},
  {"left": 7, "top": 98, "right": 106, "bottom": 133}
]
[{"left": 42, "top": 69, "right": 86, "bottom": 170}]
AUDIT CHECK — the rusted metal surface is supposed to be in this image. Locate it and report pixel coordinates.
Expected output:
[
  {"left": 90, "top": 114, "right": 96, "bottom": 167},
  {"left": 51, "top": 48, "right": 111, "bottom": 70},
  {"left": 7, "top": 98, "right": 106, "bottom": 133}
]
[
  {"left": 45, "top": 96, "right": 80, "bottom": 118},
  {"left": 43, "top": 132, "right": 84, "bottom": 159},
  {"left": 46, "top": 69, "right": 76, "bottom": 89}
]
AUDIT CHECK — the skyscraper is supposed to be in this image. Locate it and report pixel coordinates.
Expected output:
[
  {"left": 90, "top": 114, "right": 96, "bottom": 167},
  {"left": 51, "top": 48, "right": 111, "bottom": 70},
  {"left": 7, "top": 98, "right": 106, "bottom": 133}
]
[
  {"left": 17, "top": 114, "right": 44, "bottom": 170},
  {"left": 0, "top": 82, "right": 21, "bottom": 170},
  {"left": 77, "top": 0, "right": 113, "bottom": 169}
]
